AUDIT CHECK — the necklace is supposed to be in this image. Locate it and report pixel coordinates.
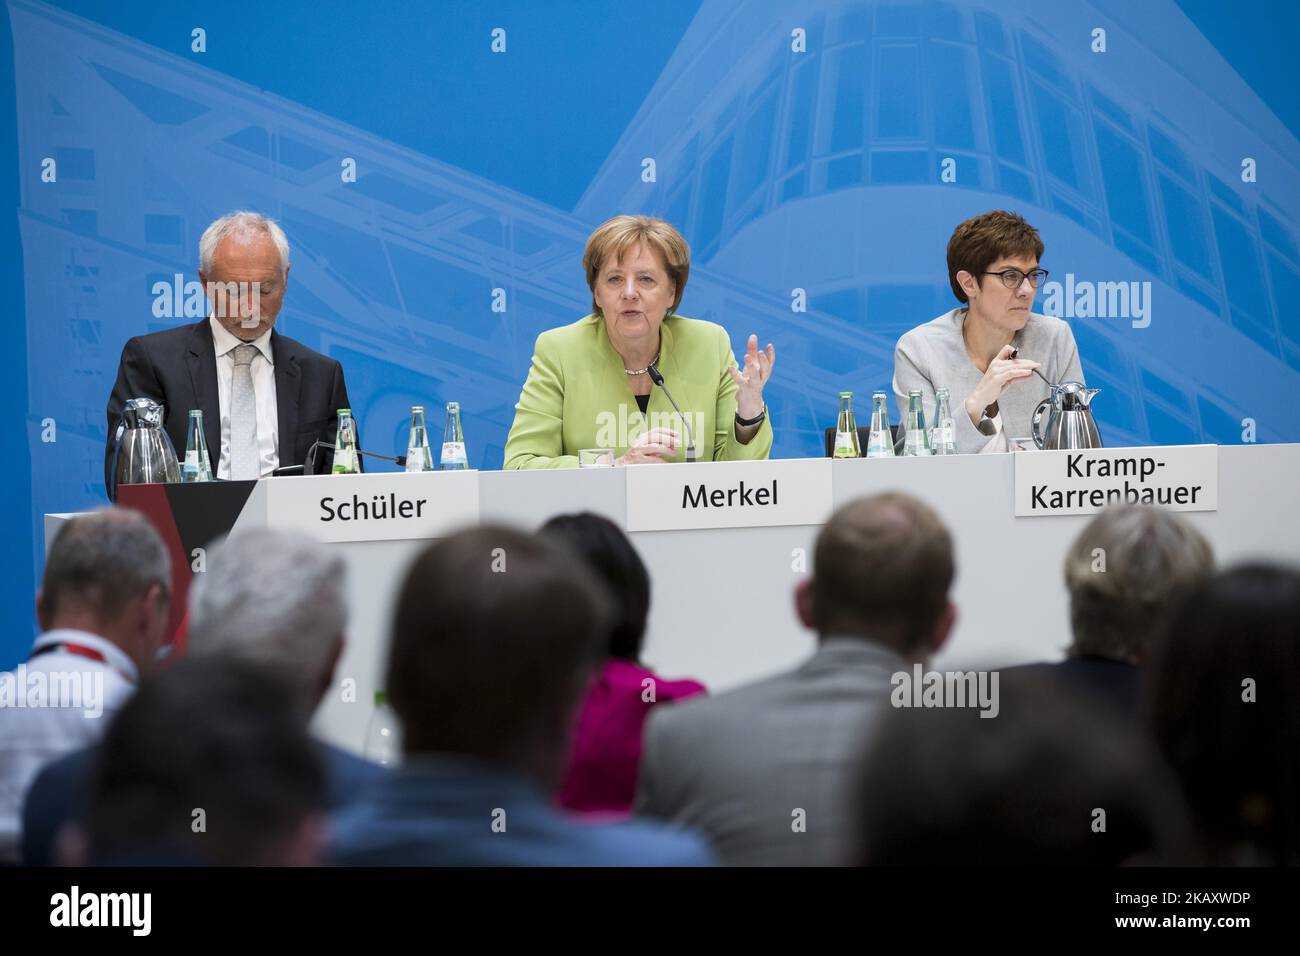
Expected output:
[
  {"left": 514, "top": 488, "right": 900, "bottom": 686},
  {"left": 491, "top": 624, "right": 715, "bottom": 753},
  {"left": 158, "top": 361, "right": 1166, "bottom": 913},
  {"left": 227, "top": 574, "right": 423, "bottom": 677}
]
[{"left": 624, "top": 351, "right": 660, "bottom": 376}]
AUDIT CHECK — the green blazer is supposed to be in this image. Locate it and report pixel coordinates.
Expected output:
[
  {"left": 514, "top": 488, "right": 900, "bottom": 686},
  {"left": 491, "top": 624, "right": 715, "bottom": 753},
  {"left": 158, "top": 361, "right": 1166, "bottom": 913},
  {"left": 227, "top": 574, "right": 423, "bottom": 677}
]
[{"left": 503, "top": 313, "right": 774, "bottom": 469}]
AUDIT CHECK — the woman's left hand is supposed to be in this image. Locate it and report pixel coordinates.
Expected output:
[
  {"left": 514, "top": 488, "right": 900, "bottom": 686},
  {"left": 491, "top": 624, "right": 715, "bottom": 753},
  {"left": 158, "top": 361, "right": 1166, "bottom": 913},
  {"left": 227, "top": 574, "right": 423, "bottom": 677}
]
[{"left": 728, "top": 334, "right": 776, "bottom": 419}]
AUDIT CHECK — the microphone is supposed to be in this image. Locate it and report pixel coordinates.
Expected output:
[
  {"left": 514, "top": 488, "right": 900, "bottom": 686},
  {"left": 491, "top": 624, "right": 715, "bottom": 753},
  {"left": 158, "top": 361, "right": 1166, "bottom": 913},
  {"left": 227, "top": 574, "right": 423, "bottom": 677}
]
[
  {"left": 646, "top": 364, "right": 697, "bottom": 463},
  {"left": 298, "top": 441, "right": 406, "bottom": 476}
]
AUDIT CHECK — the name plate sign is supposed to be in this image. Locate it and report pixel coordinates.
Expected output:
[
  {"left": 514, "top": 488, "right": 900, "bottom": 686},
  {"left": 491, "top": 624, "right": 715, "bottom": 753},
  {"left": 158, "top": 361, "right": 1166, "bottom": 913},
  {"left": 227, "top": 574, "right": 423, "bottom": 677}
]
[
  {"left": 1014, "top": 445, "right": 1218, "bottom": 517},
  {"left": 626, "top": 458, "right": 832, "bottom": 532},
  {"left": 266, "top": 471, "right": 480, "bottom": 542}
]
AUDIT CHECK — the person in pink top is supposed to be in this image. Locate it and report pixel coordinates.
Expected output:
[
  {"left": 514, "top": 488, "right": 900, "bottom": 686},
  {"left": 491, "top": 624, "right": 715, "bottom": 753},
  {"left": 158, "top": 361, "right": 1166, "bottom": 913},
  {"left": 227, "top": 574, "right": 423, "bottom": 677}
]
[{"left": 540, "top": 513, "right": 706, "bottom": 817}]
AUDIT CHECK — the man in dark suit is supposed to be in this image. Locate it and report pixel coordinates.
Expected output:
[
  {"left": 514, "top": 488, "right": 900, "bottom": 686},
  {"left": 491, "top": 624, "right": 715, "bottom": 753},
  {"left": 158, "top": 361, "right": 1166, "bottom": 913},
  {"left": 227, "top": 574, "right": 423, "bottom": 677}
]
[
  {"left": 105, "top": 210, "right": 356, "bottom": 495},
  {"left": 1002, "top": 503, "right": 1215, "bottom": 720}
]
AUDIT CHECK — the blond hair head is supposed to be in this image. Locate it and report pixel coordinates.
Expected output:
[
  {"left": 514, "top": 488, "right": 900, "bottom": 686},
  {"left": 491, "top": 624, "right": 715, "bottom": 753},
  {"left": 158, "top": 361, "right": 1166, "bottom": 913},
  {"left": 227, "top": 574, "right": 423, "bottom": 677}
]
[{"left": 582, "top": 215, "right": 690, "bottom": 316}]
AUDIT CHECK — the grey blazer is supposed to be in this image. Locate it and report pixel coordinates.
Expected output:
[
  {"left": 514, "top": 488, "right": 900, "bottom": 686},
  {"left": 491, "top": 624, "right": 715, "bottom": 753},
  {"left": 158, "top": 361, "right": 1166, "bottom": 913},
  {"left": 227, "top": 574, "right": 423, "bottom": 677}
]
[
  {"left": 892, "top": 307, "right": 1084, "bottom": 454},
  {"left": 635, "top": 638, "right": 907, "bottom": 866}
]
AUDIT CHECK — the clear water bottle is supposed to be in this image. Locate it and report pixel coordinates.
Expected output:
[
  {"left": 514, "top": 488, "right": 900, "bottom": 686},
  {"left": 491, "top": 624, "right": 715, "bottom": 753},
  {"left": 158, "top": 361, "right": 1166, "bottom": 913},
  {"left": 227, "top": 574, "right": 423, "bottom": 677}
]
[
  {"left": 363, "top": 690, "right": 402, "bottom": 767},
  {"left": 405, "top": 405, "right": 433, "bottom": 472},
  {"left": 181, "top": 409, "right": 213, "bottom": 482},
  {"left": 440, "top": 401, "right": 468, "bottom": 470},
  {"left": 833, "top": 392, "right": 860, "bottom": 458},
  {"left": 865, "top": 391, "right": 896, "bottom": 458},
  {"left": 902, "top": 390, "right": 932, "bottom": 456},
  {"left": 931, "top": 387, "right": 957, "bottom": 456},
  {"left": 332, "top": 408, "right": 359, "bottom": 474}
]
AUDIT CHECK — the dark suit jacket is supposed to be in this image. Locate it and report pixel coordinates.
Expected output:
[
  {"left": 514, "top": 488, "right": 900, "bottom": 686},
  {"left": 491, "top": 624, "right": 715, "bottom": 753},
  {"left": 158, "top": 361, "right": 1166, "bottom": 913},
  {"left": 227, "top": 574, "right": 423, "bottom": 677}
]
[
  {"left": 105, "top": 320, "right": 358, "bottom": 495},
  {"left": 21, "top": 740, "right": 386, "bottom": 866},
  {"left": 1001, "top": 656, "right": 1142, "bottom": 720}
]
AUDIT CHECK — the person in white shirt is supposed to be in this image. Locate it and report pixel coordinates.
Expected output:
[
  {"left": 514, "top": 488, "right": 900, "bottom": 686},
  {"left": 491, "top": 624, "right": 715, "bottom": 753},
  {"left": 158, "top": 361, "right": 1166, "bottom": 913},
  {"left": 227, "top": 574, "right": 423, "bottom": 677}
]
[{"left": 0, "top": 508, "right": 170, "bottom": 862}]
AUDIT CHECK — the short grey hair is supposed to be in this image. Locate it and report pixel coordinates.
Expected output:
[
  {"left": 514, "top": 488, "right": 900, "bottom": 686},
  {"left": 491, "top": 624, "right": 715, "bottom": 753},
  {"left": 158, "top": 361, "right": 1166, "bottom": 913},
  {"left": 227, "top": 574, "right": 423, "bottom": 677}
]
[
  {"left": 1063, "top": 505, "right": 1214, "bottom": 663},
  {"left": 42, "top": 509, "right": 171, "bottom": 621},
  {"left": 188, "top": 529, "right": 345, "bottom": 710},
  {"left": 199, "top": 210, "right": 290, "bottom": 274}
]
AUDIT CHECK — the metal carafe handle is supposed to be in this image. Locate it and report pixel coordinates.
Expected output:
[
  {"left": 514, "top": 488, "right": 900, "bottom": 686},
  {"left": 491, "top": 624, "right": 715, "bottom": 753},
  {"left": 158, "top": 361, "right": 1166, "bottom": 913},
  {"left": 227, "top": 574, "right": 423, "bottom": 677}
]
[
  {"left": 108, "top": 420, "right": 126, "bottom": 501},
  {"left": 1030, "top": 397, "right": 1053, "bottom": 449}
]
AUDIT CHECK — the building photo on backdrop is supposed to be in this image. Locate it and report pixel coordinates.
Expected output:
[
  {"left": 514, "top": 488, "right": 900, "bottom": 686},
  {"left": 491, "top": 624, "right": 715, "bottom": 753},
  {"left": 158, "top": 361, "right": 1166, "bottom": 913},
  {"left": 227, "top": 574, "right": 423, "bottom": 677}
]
[{"left": 0, "top": 0, "right": 1299, "bottom": 880}]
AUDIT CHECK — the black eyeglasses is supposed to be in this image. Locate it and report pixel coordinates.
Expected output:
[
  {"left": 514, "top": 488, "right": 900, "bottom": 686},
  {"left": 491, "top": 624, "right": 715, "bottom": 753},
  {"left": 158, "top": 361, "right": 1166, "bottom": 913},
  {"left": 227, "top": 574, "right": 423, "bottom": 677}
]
[{"left": 981, "top": 268, "right": 1049, "bottom": 290}]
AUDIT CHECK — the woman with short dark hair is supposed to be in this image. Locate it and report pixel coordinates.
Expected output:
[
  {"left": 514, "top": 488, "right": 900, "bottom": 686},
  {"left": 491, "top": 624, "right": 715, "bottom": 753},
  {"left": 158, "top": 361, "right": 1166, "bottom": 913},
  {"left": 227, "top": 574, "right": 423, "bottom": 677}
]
[{"left": 892, "top": 210, "right": 1085, "bottom": 452}]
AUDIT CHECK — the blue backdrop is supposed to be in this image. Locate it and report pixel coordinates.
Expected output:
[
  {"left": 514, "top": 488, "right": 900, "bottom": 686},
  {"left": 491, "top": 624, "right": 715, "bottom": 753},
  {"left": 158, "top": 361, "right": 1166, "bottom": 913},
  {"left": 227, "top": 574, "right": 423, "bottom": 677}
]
[{"left": 3, "top": 0, "right": 1298, "bottom": 669}]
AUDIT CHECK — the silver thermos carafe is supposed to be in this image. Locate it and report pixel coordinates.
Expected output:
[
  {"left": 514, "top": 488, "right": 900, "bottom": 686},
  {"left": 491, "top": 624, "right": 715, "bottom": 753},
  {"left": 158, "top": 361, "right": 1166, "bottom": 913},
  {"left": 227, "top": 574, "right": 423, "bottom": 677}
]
[
  {"left": 110, "top": 398, "right": 181, "bottom": 500},
  {"left": 1031, "top": 382, "right": 1103, "bottom": 450}
]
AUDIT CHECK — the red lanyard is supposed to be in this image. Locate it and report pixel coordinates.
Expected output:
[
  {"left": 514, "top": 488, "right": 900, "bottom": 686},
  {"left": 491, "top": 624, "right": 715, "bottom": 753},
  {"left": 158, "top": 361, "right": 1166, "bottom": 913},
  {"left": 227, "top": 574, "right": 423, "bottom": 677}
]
[{"left": 30, "top": 642, "right": 134, "bottom": 683}]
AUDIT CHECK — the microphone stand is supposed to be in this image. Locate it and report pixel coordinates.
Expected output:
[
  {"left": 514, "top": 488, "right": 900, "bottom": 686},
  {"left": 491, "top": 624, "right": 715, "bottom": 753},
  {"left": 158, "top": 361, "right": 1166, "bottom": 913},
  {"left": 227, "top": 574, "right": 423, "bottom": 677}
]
[
  {"left": 646, "top": 364, "right": 697, "bottom": 463},
  {"left": 299, "top": 441, "right": 406, "bottom": 476}
]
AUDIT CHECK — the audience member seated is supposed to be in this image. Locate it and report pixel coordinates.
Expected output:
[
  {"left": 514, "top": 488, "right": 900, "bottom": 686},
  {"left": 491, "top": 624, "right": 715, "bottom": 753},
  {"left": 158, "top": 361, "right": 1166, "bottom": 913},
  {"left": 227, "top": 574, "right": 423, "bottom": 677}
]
[
  {"left": 68, "top": 657, "right": 326, "bottom": 866},
  {"left": 1147, "top": 563, "right": 1300, "bottom": 866},
  {"left": 0, "top": 509, "right": 169, "bottom": 864},
  {"left": 22, "top": 528, "right": 382, "bottom": 865},
  {"left": 855, "top": 672, "right": 1191, "bottom": 865},
  {"left": 539, "top": 512, "right": 705, "bottom": 817},
  {"left": 1003, "top": 503, "right": 1212, "bottom": 718},
  {"left": 635, "top": 492, "right": 957, "bottom": 866},
  {"left": 328, "top": 526, "right": 713, "bottom": 866}
]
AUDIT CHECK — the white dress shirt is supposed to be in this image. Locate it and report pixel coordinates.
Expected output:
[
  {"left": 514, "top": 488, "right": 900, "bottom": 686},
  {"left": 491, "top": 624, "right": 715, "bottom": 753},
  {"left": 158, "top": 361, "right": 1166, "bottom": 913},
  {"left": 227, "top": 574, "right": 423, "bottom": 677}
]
[
  {"left": 0, "top": 629, "right": 138, "bottom": 862},
  {"left": 210, "top": 317, "right": 279, "bottom": 479}
]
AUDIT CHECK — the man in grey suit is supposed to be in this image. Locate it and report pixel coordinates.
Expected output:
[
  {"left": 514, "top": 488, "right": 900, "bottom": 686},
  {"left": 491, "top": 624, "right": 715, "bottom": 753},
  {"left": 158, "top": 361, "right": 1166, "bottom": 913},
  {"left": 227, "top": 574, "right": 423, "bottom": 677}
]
[{"left": 635, "top": 491, "right": 957, "bottom": 865}]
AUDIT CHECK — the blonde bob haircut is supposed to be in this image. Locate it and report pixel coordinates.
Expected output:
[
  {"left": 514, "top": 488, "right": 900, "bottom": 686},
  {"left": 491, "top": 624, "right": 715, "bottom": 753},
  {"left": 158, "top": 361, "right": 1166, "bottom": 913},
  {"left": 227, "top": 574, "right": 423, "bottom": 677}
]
[{"left": 583, "top": 215, "right": 691, "bottom": 316}]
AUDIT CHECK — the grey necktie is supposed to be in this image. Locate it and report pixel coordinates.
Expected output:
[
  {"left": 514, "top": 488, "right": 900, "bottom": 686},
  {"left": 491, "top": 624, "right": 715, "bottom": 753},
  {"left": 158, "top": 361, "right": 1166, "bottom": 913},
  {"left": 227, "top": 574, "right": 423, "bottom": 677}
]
[{"left": 229, "top": 344, "right": 260, "bottom": 480}]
